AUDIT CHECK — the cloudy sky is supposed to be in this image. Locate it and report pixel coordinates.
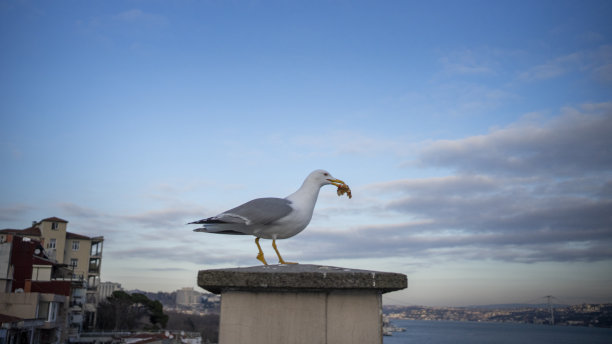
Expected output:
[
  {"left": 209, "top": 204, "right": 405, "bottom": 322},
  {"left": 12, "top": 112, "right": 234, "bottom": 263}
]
[{"left": 1, "top": 1, "right": 611, "bottom": 306}]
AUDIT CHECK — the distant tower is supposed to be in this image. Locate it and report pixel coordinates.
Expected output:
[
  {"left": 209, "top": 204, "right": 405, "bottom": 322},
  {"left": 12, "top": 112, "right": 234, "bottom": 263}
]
[{"left": 546, "top": 295, "right": 555, "bottom": 325}]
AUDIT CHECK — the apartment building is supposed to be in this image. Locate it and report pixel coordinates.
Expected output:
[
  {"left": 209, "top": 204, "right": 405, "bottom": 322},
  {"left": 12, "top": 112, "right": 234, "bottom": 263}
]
[
  {"left": 176, "top": 287, "right": 203, "bottom": 307},
  {"left": 0, "top": 217, "right": 104, "bottom": 331},
  {"left": 0, "top": 235, "right": 78, "bottom": 343},
  {"left": 98, "top": 281, "right": 122, "bottom": 301}
]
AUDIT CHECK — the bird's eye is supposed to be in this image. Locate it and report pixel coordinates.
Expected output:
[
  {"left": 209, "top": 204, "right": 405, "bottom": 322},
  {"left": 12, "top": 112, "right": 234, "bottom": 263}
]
[{"left": 324, "top": 173, "right": 329, "bottom": 176}]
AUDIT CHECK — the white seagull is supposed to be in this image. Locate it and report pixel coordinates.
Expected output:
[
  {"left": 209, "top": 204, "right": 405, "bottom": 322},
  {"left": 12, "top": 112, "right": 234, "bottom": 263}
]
[{"left": 190, "top": 169, "right": 349, "bottom": 265}]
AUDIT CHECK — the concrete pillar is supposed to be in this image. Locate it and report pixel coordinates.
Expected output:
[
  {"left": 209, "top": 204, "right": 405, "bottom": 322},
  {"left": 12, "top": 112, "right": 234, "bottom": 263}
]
[{"left": 198, "top": 264, "right": 407, "bottom": 344}]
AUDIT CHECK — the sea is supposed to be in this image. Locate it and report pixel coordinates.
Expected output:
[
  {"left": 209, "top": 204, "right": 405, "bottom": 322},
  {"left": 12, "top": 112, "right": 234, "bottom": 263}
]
[{"left": 383, "top": 319, "right": 612, "bottom": 344}]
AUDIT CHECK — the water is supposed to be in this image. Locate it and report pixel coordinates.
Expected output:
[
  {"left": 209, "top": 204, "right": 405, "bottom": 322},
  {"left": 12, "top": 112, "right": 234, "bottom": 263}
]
[{"left": 383, "top": 319, "right": 612, "bottom": 344}]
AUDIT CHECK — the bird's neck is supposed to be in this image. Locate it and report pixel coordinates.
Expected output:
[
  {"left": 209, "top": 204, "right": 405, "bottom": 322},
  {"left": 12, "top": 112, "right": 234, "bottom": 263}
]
[{"left": 285, "top": 181, "right": 322, "bottom": 211}]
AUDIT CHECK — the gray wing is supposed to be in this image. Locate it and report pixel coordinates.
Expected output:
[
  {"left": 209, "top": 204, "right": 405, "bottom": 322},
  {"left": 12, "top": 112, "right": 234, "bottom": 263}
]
[
  {"left": 218, "top": 197, "right": 293, "bottom": 225},
  {"left": 189, "top": 197, "right": 293, "bottom": 232}
]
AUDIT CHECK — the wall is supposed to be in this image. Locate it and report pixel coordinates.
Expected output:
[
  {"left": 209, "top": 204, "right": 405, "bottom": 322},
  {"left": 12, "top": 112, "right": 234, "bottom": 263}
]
[
  {"left": 63, "top": 238, "right": 92, "bottom": 279},
  {"left": 219, "top": 291, "right": 383, "bottom": 344},
  {"left": 39, "top": 220, "right": 68, "bottom": 264},
  {"left": 0, "top": 242, "right": 12, "bottom": 292},
  {"left": 0, "top": 292, "right": 40, "bottom": 319}
]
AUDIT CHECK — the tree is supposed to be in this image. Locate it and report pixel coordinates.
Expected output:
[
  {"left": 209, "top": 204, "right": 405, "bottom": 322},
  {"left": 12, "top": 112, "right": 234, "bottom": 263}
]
[{"left": 96, "top": 291, "right": 168, "bottom": 330}]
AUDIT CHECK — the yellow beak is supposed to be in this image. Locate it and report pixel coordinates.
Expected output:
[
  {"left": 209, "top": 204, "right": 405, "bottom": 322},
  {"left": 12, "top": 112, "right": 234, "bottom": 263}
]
[{"left": 327, "top": 178, "right": 346, "bottom": 187}]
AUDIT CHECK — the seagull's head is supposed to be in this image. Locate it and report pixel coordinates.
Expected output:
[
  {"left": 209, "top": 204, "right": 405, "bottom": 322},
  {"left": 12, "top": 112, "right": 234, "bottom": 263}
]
[{"left": 308, "top": 169, "right": 346, "bottom": 188}]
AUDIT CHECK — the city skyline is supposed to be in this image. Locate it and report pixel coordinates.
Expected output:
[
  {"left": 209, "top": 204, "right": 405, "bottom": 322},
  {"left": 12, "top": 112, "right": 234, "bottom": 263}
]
[{"left": 1, "top": 1, "right": 611, "bottom": 306}]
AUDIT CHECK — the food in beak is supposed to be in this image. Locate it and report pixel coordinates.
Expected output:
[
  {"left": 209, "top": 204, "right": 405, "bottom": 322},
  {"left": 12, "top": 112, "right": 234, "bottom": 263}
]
[
  {"left": 336, "top": 183, "right": 352, "bottom": 199},
  {"left": 327, "top": 178, "right": 352, "bottom": 199}
]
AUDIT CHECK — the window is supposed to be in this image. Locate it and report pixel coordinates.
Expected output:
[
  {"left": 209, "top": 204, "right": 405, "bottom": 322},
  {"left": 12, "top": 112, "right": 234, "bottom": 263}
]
[
  {"left": 37, "top": 301, "right": 59, "bottom": 321},
  {"left": 48, "top": 238, "right": 56, "bottom": 249},
  {"left": 70, "top": 258, "right": 78, "bottom": 268},
  {"left": 48, "top": 302, "right": 58, "bottom": 322},
  {"left": 32, "top": 265, "right": 52, "bottom": 281},
  {"left": 51, "top": 222, "right": 59, "bottom": 230},
  {"left": 37, "top": 302, "right": 49, "bottom": 320},
  {"left": 72, "top": 240, "right": 80, "bottom": 251}
]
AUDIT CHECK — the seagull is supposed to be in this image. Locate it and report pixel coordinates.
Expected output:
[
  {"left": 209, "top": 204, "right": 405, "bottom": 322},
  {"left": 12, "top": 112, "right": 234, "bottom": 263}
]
[{"left": 190, "top": 169, "right": 348, "bottom": 265}]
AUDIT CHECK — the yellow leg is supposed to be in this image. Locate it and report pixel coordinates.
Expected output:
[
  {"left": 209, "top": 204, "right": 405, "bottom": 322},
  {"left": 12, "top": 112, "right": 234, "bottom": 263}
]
[
  {"left": 255, "top": 237, "right": 268, "bottom": 265},
  {"left": 272, "top": 239, "right": 297, "bottom": 264}
]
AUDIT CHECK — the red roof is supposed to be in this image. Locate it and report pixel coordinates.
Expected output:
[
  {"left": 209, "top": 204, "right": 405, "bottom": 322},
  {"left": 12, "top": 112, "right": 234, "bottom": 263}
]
[
  {"left": 66, "top": 232, "right": 91, "bottom": 240},
  {"left": 0, "top": 227, "right": 41, "bottom": 236},
  {"left": 41, "top": 217, "right": 68, "bottom": 223},
  {"left": 22, "top": 226, "right": 42, "bottom": 236},
  {"left": 0, "top": 228, "right": 18, "bottom": 233}
]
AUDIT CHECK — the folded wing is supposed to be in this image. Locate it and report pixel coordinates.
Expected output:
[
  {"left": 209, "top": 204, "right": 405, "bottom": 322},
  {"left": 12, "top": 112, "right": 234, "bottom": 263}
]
[{"left": 190, "top": 197, "right": 293, "bottom": 235}]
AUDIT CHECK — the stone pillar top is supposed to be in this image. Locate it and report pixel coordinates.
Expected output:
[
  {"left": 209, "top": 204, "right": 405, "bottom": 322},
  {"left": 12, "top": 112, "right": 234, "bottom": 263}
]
[{"left": 198, "top": 264, "right": 407, "bottom": 294}]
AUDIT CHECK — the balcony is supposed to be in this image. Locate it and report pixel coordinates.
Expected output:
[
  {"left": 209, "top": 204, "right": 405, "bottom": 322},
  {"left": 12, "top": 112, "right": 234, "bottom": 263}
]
[
  {"left": 88, "top": 264, "right": 100, "bottom": 274},
  {"left": 90, "top": 237, "right": 104, "bottom": 257},
  {"left": 89, "top": 257, "right": 101, "bottom": 274},
  {"left": 87, "top": 276, "right": 99, "bottom": 291}
]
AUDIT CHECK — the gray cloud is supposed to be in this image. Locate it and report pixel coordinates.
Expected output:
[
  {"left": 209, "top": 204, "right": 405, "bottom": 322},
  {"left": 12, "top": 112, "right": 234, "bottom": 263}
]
[
  {"left": 59, "top": 203, "right": 103, "bottom": 219},
  {"left": 55, "top": 105, "right": 612, "bottom": 267},
  {"left": 0, "top": 204, "right": 34, "bottom": 223},
  {"left": 120, "top": 208, "right": 201, "bottom": 229},
  {"left": 288, "top": 105, "right": 612, "bottom": 264},
  {"left": 107, "top": 243, "right": 254, "bottom": 266},
  {"left": 417, "top": 103, "right": 612, "bottom": 176}
]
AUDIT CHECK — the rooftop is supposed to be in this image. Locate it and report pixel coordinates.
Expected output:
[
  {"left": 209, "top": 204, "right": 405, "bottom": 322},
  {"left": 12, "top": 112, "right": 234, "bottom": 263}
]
[
  {"left": 66, "top": 232, "right": 91, "bottom": 240},
  {"left": 41, "top": 217, "right": 68, "bottom": 223},
  {"left": 0, "top": 226, "right": 41, "bottom": 237}
]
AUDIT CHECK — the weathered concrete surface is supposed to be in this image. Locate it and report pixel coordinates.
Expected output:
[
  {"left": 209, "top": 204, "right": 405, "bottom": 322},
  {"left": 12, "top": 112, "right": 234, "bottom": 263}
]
[
  {"left": 219, "top": 291, "right": 382, "bottom": 344},
  {"left": 198, "top": 264, "right": 407, "bottom": 294}
]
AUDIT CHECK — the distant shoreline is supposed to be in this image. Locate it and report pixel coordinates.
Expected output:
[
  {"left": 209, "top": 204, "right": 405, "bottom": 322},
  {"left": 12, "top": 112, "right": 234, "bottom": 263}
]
[{"left": 383, "top": 303, "right": 612, "bottom": 328}]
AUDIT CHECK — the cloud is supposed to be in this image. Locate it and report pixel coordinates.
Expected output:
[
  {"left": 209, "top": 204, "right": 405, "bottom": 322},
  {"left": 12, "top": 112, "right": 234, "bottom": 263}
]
[
  {"left": 288, "top": 130, "right": 414, "bottom": 158},
  {"left": 112, "top": 9, "right": 167, "bottom": 26},
  {"left": 518, "top": 45, "right": 612, "bottom": 83},
  {"left": 120, "top": 207, "right": 202, "bottom": 230},
  {"left": 438, "top": 49, "right": 498, "bottom": 76},
  {"left": 287, "top": 104, "right": 612, "bottom": 264},
  {"left": 145, "top": 267, "right": 191, "bottom": 272},
  {"left": 53, "top": 105, "right": 612, "bottom": 268},
  {"left": 58, "top": 201, "right": 203, "bottom": 230},
  {"left": 416, "top": 103, "right": 612, "bottom": 176},
  {"left": 517, "top": 52, "right": 582, "bottom": 81},
  {"left": 293, "top": 196, "right": 612, "bottom": 264},
  {"left": 107, "top": 243, "right": 254, "bottom": 266},
  {"left": 59, "top": 203, "right": 103, "bottom": 219},
  {"left": 0, "top": 204, "right": 34, "bottom": 223},
  {"left": 580, "top": 31, "right": 606, "bottom": 43},
  {"left": 590, "top": 45, "right": 612, "bottom": 83},
  {"left": 369, "top": 175, "right": 498, "bottom": 197}
]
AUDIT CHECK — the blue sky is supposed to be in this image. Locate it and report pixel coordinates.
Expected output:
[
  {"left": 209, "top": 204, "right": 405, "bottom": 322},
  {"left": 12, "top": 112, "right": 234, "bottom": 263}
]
[{"left": 1, "top": 0, "right": 611, "bottom": 306}]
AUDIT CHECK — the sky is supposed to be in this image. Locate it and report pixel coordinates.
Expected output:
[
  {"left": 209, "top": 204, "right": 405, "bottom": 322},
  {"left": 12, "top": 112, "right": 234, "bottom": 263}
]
[{"left": 1, "top": 0, "right": 611, "bottom": 307}]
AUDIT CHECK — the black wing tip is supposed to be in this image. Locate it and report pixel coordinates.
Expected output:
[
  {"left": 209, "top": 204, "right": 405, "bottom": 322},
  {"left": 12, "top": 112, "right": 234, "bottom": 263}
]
[
  {"left": 192, "top": 228, "right": 247, "bottom": 235},
  {"left": 188, "top": 217, "right": 227, "bottom": 225}
]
